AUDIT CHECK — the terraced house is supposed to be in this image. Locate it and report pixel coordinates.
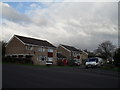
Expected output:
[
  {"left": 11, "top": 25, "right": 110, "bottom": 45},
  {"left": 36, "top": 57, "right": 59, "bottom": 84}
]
[
  {"left": 57, "top": 44, "right": 88, "bottom": 64},
  {"left": 57, "top": 44, "right": 81, "bottom": 64},
  {"left": 5, "top": 35, "right": 57, "bottom": 65}
]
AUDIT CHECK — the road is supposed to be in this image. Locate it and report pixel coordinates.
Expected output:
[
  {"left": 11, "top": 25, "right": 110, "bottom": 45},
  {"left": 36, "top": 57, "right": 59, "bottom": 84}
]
[{"left": 2, "top": 64, "right": 120, "bottom": 88}]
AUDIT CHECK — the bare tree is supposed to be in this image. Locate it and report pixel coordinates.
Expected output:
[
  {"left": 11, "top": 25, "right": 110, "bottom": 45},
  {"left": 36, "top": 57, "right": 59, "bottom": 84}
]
[{"left": 97, "top": 41, "right": 116, "bottom": 59}]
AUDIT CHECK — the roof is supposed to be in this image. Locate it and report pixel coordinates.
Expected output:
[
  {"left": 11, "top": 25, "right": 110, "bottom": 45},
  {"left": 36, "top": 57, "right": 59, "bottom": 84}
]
[
  {"left": 14, "top": 35, "right": 56, "bottom": 48},
  {"left": 60, "top": 44, "right": 80, "bottom": 52},
  {"left": 57, "top": 53, "right": 67, "bottom": 58}
]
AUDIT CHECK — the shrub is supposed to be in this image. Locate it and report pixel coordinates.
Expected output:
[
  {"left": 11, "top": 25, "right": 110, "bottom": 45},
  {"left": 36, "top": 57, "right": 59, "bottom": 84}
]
[
  {"left": 2, "top": 56, "right": 33, "bottom": 64},
  {"left": 68, "top": 60, "right": 74, "bottom": 66},
  {"left": 113, "top": 48, "right": 120, "bottom": 67},
  {"left": 18, "top": 55, "right": 23, "bottom": 58},
  {"left": 57, "top": 60, "right": 64, "bottom": 66},
  {"left": 12, "top": 55, "right": 17, "bottom": 58},
  {"left": 26, "top": 55, "right": 32, "bottom": 58},
  {"left": 3, "top": 56, "right": 12, "bottom": 62}
]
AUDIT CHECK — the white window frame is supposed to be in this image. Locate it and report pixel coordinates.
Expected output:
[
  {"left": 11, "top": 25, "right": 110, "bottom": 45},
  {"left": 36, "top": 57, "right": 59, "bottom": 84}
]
[
  {"left": 47, "top": 57, "right": 53, "bottom": 61},
  {"left": 39, "top": 47, "right": 45, "bottom": 52},
  {"left": 38, "top": 55, "right": 46, "bottom": 61},
  {"left": 48, "top": 49, "right": 53, "bottom": 52},
  {"left": 26, "top": 46, "right": 33, "bottom": 50}
]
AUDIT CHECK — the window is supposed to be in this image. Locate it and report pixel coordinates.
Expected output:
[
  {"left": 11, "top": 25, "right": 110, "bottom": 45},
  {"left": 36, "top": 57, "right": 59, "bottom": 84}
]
[
  {"left": 26, "top": 46, "right": 33, "bottom": 50},
  {"left": 43, "top": 48, "right": 45, "bottom": 52},
  {"left": 87, "top": 58, "right": 98, "bottom": 62},
  {"left": 38, "top": 56, "right": 46, "bottom": 61},
  {"left": 77, "top": 56, "right": 80, "bottom": 59},
  {"left": 48, "top": 52, "right": 53, "bottom": 57},
  {"left": 74, "top": 52, "right": 76, "bottom": 55},
  {"left": 47, "top": 57, "right": 53, "bottom": 61},
  {"left": 48, "top": 49, "right": 53, "bottom": 52},
  {"left": 73, "top": 52, "right": 76, "bottom": 56},
  {"left": 39, "top": 47, "right": 45, "bottom": 52}
]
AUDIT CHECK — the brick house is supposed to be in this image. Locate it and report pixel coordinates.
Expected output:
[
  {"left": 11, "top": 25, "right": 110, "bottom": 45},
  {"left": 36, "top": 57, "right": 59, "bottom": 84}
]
[
  {"left": 57, "top": 53, "right": 67, "bottom": 61},
  {"left": 80, "top": 50, "right": 88, "bottom": 64},
  {"left": 5, "top": 35, "right": 57, "bottom": 65},
  {"left": 57, "top": 44, "right": 88, "bottom": 64},
  {"left": 57, "top": 52, "right": 68, "bottom": 65},
  {"left": 57, "top": 44, "right": 82, "bottom": 64}
]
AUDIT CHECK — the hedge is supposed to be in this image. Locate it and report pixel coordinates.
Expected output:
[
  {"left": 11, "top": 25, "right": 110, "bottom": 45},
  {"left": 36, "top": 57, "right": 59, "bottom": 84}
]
[{"left": 2, "top": 56, "right": 33, "bottom": 64}]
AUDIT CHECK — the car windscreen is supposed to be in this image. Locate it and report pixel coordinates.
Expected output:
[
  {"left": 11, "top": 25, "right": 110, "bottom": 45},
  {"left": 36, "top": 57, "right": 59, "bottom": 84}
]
[{"left": 87, "top": 58, "right": 98, "bottom": 62}]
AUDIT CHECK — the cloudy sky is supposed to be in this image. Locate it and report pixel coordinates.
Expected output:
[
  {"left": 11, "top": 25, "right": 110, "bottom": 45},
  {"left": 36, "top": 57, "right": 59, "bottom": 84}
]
[{"left": 1, "top": 0, "right": 118, "bottom": 51}]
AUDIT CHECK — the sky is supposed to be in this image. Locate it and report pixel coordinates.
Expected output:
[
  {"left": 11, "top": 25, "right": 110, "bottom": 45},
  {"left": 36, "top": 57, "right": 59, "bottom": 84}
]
[{"left": 1, "top": 0, "right": 119, "bottom": 51}]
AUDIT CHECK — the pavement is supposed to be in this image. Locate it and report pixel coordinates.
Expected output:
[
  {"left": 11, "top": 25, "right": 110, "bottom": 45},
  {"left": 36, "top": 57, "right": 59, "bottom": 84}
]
[{"left": 2, "top": 63, "right": 120, "bottom": 88}]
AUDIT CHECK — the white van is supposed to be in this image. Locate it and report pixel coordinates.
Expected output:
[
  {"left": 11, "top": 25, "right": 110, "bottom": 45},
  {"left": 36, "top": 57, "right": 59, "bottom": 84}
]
[{"left": 85, "top": 57, "right": 103, "bottom": 68}]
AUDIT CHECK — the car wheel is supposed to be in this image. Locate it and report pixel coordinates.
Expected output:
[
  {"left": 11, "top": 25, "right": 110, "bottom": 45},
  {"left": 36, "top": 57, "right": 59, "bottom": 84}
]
[{"left": 85, "top": 66, "right": 88, "bottom": 69}]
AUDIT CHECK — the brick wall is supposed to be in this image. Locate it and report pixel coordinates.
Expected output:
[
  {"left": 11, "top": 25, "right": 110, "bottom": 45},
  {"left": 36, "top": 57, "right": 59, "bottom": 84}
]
[
  {"left": 57, "top": 45, "right": 71, "bottom": 60},
  {"left": 32, "top": 47, "right": 57, "bottom": 65},
  {"left": 6, "top": 37, "right": 25, "bottom": 54},
  {"left": 5, "top": 36, "right": 57, "bottom": 65}
]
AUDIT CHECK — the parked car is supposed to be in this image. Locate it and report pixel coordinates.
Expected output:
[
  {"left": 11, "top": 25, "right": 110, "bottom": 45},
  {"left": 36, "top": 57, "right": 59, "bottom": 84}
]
[
  {"left": 106, "top": 57, "right": 114, "bottom": 64},
  {"left": 46, "top": 61, "right": 53, "bottom": 66},
  {"left": 85, "top": 57, "right": 103, "bottom": 68}
]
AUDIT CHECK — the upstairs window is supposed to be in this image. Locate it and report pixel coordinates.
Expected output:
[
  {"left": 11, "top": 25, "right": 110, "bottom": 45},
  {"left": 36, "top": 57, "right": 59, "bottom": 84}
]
[
  {"left": 48, "top": 49, "right": 53, "bottom": 52},
  {"left": 39, "top": 47, "right": 45, "bottom": 52},
  {"left": 74, "top": 52, "right": 75, "bottom": 55},
  {"left": 26, "top": 46, "right": 33, "bottom": 50}
]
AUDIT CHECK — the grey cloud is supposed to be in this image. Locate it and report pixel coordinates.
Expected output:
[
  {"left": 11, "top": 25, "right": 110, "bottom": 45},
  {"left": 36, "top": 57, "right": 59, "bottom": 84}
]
[
  {"left": 2, "top": 2, "right": 118, "bottom": 51},
  {"left": 1, "top": 2, "right": 31, "bottom": 24}
]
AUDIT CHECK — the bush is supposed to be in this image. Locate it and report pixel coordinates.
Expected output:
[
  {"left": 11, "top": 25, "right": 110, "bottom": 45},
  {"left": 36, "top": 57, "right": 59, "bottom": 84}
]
[
  {"left": 26, "top": 55, "right": 32, "bottom": 58},
  {"left": 12, "top": 55, "right": 17, "bottom": 58},
  {"left": 68, "top": 60, "right": 74, "bottom": 66},
  {"left": 57, "top": 60, "right": 64, "bottom": 66},
  {"left": 18, "top": 55, "right": 23, "bottom": 58},
  {"left": 2, "top": 56, "right": 33, "bottom": 64},
  {"left": 113, "top": 48, "right": 120, "bottom": 67},
  {"left": 3, "top": 56, "right": 12, "bottom": 62},
  {"left": 82, "top": 59, "right": 87, "bottom": 65}
]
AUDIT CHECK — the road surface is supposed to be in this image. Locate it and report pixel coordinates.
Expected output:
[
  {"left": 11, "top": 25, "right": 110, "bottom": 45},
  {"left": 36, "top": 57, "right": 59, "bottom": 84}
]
[{"left": 2, "top": 64, "right": 120, "bottom": 88}]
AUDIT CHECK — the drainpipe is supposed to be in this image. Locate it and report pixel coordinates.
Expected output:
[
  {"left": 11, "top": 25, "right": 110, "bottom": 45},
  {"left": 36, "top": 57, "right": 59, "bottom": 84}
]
[{"left": 71, "top": 50, "right": 74, "bottom": 66}]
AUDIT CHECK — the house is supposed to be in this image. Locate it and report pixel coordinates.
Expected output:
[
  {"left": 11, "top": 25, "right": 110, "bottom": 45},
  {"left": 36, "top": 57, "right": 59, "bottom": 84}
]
[
  {"left": 80, "top": 50, "right": 88, "bottom": 64},
  {"left": 57, "top": 44, "right": 82, "bottom": 64},
  {"left": 57, "top": 44, "right": 88, "bottom": 64},
  {"left": 57, "top": 53, "right": 67, "bottom": 61},
  {"left": 57, "top": 52, "right": 68, "bottom": 65},
  {"left": 5, "top": 35, "right": 57, "bottom": 65}
]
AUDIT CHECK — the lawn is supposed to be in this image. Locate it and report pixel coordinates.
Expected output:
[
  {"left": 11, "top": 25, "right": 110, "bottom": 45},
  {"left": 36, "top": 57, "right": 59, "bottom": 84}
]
[
  {"left": 2, "top": 62, "right": 120, "bottom": 72},
  {"left": 2, "top": 62, "right": 72, "bottom": 68},
  {"left": 101, "top": 64, "right": 120, "bottom": 72}
]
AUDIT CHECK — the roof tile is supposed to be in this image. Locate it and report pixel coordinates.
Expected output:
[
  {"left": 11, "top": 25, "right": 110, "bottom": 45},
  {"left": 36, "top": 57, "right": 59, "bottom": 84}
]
[
  {"left": 60, "top": 44, "right": 80, "bottom": 52},
  {"left": 15, "top": 35, "right": 56, "bottom": 48}
]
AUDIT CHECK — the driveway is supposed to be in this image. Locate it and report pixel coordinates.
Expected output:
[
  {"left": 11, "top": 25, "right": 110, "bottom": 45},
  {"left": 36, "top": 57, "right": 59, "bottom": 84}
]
[{"left": 2, "top": 64, "right": 120, "bottom": 88}]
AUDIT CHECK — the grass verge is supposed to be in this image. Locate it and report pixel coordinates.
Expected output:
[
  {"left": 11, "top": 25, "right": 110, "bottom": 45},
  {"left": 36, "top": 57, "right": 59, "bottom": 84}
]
[
  {"left": 2, "top": 62, "right": 74, "bottom": 68},
  {"left": 101, "top": 64, "right": 120, "bottom": 72}
]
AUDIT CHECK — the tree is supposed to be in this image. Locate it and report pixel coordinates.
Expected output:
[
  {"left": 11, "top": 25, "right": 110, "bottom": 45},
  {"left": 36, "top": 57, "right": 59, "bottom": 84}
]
[
  {"left": 97, "top": 41, "right": 116, "bottom": 59},
  {"left": 113, "top": 47, "right": 120, "bottom": 66}
]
